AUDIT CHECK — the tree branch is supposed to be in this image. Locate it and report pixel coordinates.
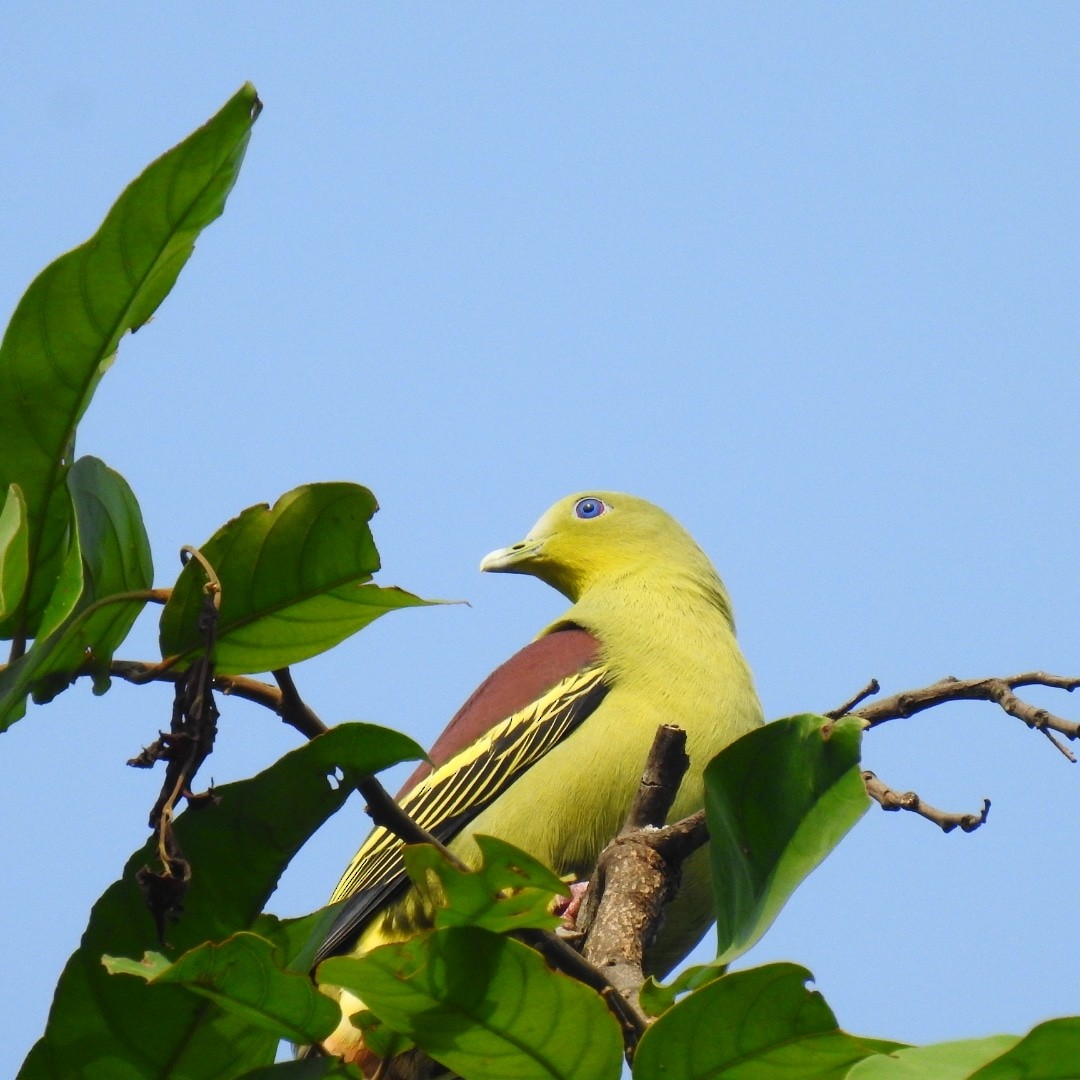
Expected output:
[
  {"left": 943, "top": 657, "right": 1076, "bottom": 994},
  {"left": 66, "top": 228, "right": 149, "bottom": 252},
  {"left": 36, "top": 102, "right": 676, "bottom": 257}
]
[
  {"left": 827, "top": 672, "right": 1079, "bottom": 833},
  {"left": 110, "top": 660, "right": 328, "bottom": 739},
  {"left": 862, "top": 771, "right": 991, "bottom": 833},
  {"left": 572, "top": 724, "right": 710, "bottom": 1048},
  {"left": 827, "top": 672, "right": 1080, "bottom": 761}
]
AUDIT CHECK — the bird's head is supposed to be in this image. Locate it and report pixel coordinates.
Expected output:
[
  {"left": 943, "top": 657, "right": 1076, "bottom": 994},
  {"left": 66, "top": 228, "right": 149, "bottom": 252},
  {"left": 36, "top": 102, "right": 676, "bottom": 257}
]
[{"left": 480, "top": 491, "right": 717, "bottom": 602}]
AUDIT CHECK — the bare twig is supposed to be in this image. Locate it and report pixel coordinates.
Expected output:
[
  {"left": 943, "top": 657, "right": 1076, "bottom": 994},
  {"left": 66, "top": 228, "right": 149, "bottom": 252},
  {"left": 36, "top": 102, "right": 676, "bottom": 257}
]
[
  {"left": 111, "top": 662, "right": 330, "bottom": 740},
  {"left": 829, "top": 678, "right": 880, "bottom": 719},
  {"left": 829, "top": 672, "right": 1080, "bottom": 762},
  {"left": 862, "top": 771, "right": 990, "bottom": 834},
  {"left": 357, "top": 772, "right": 468, "bottom": 869},
  {"left": 273, "top": 667, "right": 329, "bottom": 739}
]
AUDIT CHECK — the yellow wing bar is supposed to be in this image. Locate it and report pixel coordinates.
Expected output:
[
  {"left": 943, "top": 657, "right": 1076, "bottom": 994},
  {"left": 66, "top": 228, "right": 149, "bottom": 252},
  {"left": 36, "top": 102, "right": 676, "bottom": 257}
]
[{"left": 330, "top": 661, "right": 610, "bottom": 907}]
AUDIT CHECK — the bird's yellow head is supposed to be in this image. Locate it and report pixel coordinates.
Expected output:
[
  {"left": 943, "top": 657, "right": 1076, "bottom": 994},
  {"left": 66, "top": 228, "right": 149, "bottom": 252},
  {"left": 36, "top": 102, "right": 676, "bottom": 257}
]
[{"left": 480, "top": 491, "right": 721, "bottom": 603}]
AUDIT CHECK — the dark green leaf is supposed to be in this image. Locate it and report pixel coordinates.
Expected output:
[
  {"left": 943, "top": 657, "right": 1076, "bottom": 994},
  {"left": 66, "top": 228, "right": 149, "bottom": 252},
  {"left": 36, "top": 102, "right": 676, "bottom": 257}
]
[
  {"left": 402, "top": 834, "right": 568, "bottom": 934},
  {"left": 706, "top": 714, "right": 869, "bottom": 964},
  {"left": 0, "top": 456, "right": 152, "bottom": 730},
  {"left": 159, "top": 483, "right": 437, "bottom": 675},
  {"left": 107, "top": 932, "right": 341, "bottom": 1046},
  {"left": 251, "top": 907, "right": 349, "bottom": 976},
  {"left": 632, "top": 963, "right": 903, "bottom": 1080},
  {"left": 0, "top": 483, "right": 28, "bottom": 622},
  {"left": 320, "top": 926, "right": 624, "bottom": 1080},
  {"left": 970, "top": 1016, "right": 1080, "bottom": 1079},
  {"left": 0, "top": 83, "right": 259, "bottom": 641},
  {"left": 19, "top": 723, "right": 423, "bottom": 1079}
]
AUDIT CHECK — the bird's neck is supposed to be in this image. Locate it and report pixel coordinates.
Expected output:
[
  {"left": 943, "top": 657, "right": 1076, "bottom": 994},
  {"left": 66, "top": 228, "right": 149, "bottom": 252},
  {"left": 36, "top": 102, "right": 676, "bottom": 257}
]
[{"left": 550, "top": 563, "right": 739, "bottom": 644}]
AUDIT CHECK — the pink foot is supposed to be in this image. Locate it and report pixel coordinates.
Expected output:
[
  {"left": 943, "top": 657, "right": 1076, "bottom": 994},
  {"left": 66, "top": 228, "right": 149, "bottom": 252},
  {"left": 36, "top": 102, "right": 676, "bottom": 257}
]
[{"left": 553, "top": 881, "right": 589, "bottom": 928}]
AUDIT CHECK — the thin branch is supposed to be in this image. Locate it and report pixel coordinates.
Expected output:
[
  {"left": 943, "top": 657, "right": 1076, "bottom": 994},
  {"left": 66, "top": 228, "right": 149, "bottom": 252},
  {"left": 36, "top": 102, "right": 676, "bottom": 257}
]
[
  {"left": 110, "top": 661, "right": 330, "bottom": 740},
  {"left": 862, "top": 771, "right": 991, "bottom": 834},
  {"left": 272, "top": 667, "right": 329, "bottom": 739},
  {"left": 830, "top": 678, "right": 880, "bottom": 719},
  {"left": 357, "top": 772, "right": 468, "bottom": 869},
  {"left": 828, "top": 672, "right": 1080, "bottom": 761}
]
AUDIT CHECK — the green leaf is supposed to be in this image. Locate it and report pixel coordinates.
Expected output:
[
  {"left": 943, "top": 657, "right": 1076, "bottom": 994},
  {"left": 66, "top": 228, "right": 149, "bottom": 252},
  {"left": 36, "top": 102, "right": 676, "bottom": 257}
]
[
  {"left": 846, "top": 1036, "right": 1019, "bottom": 1079},
  {"left": 0, "top": 456, "right": 152, "bottom": 730},
  {"left": 107, "top": 932, "right": 341, "bottom": 1046},
  {"left": 638, "top": 960, "right": 727, "bottom": 1017},
  {"left": 402, "top": 834, "right": 568, "bottom": 934},
  {"left": 251, "top": 906, "right": 349, "bottom": 976},
  {"left": 970, "top": 1016, "right": 1080, "bottom": 1079},
  {"left": 632, "top": 963, "right": 903, "bottom": 1080},
  {"left": 18, "top": 723, "right": 423, "bottom": 1079},
  {"left": 706, "top": 713, "right": 869, "bottom": 965},
  {"left": 101, "top": 951, "right": 172, "bottom": 980},
  {"left": 320, "top": 926, "right": 624, "bottom": 1080},
  {"left": 0, "top": 83, "right": 259, "bottom": 641},
  {"left": 159, "top": 482, "right": 437, "bottom": 675},
  {"left": 0, "top": 484, "right": 29, "bottom": 622}
]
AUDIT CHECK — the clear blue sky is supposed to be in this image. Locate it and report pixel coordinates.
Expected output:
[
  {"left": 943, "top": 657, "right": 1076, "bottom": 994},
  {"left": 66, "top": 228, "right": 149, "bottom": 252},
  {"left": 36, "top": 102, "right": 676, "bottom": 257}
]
[{"left": 2, "top": 4, "right": 1079, "bottom": 1073}]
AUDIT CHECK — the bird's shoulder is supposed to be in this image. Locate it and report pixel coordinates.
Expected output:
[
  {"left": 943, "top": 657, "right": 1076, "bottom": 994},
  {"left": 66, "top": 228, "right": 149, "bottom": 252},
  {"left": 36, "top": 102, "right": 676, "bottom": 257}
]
[{"left": 395, "top": 625, "right": 602, "bottom": 798}]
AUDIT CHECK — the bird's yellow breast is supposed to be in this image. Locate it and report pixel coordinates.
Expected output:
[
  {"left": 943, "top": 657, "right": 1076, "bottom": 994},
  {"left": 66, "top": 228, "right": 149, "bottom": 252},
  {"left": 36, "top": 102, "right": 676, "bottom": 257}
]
[{"left": 449, "top": 567, "right": 762, "bottom": 971}]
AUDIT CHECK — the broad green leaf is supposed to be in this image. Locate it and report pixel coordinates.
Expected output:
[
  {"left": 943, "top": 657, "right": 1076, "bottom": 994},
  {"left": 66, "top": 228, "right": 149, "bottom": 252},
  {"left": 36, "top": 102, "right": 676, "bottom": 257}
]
[
  {"left": 19, "top": 723, "right": 423, "bottom": 1080},
  {"left": 707, "top": 714, "right": 869, "bottom": 964},
  {"left": 320, "top": 926, "right": 624, "bottom": 1080},
  {"left": 0, "top": 83, "right": 259, "bottom": 641},
  {"left": 402, "top": 834, "right": 568, "bottom": 934},
  {"left": 632, "top": 963, "right": 903, "bottom": 1080},
  {"left": 0, "top": 484, "right": 28, "bottom": 622},
  {"left": 0, "top": 456, "right": 152, "bottom": 730},
  {"left": 159, "top": 483, "right": 437, "bottom": 675},
  {"left": 971, "top": 1016, "right": 1080, "bottom": 1079},
  {"left": 0, "top": 593, "right": 147, "bottom": 731},
  {"left": 847, "top": 1036, "right": 1019, "bottom": 1079},
  {"left": 106, "top": 932, "right": 341, "bottom": 1046}
]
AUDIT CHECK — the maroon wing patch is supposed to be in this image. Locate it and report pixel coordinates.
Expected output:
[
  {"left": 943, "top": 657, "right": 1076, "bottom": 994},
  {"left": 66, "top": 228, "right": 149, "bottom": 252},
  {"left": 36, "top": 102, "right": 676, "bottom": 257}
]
[{"left": 396, "top": 626, "right": 601, "bottom": 798}]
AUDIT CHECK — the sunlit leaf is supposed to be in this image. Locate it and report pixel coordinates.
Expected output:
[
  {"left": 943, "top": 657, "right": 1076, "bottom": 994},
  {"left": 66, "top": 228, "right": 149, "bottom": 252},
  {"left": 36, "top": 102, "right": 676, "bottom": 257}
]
[
  {"left": 402, "top": 834, "right": 568, "bottom": 933},
  {"left": 0, "top": 484, "right": 28, "bottom": 623},
  {"left": 846, "top": 1036, "right": 1018, "bottom": 1078},
  {"left": 0, "top": 83, "right": 259, "bottom": 641},
  {"left": 19, "top": 723, "right": 423, "bottom": 1079},
  {"left": 632, "top": 963, "right": 903, "bottom": 1080},
  {"left": 107, "top": 932, "right": 340, "bottom": 1046},
  {"left": 159, "top": 482, "right": 437, "bottom": 675},
  {"left": 0, "top": 456, "right": 152, "bottom": 730},
  {"left": 706, "top": 714, "right": 869, "bottom": 965},
  {"left": 320, "top": 926, "right": 624, "bottom": 1080}
]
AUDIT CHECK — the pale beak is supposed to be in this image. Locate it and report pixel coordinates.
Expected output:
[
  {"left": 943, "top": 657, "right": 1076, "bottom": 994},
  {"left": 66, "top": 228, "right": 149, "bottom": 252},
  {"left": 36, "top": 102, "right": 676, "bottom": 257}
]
[{"left": 480, "top": 538, "right": 545, "bottom": 573}]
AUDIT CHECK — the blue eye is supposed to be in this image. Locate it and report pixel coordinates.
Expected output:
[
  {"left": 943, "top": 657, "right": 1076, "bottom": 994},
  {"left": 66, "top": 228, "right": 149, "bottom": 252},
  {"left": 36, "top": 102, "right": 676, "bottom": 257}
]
[{"left": 574, "top": 497, "right": 608, "bottom": 519}]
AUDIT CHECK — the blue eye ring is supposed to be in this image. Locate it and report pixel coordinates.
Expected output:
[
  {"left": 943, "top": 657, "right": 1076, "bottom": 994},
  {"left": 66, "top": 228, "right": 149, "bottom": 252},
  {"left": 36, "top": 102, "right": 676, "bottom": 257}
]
[{"left": 574, "top": 497, "right": 608, "bottom": 520}]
